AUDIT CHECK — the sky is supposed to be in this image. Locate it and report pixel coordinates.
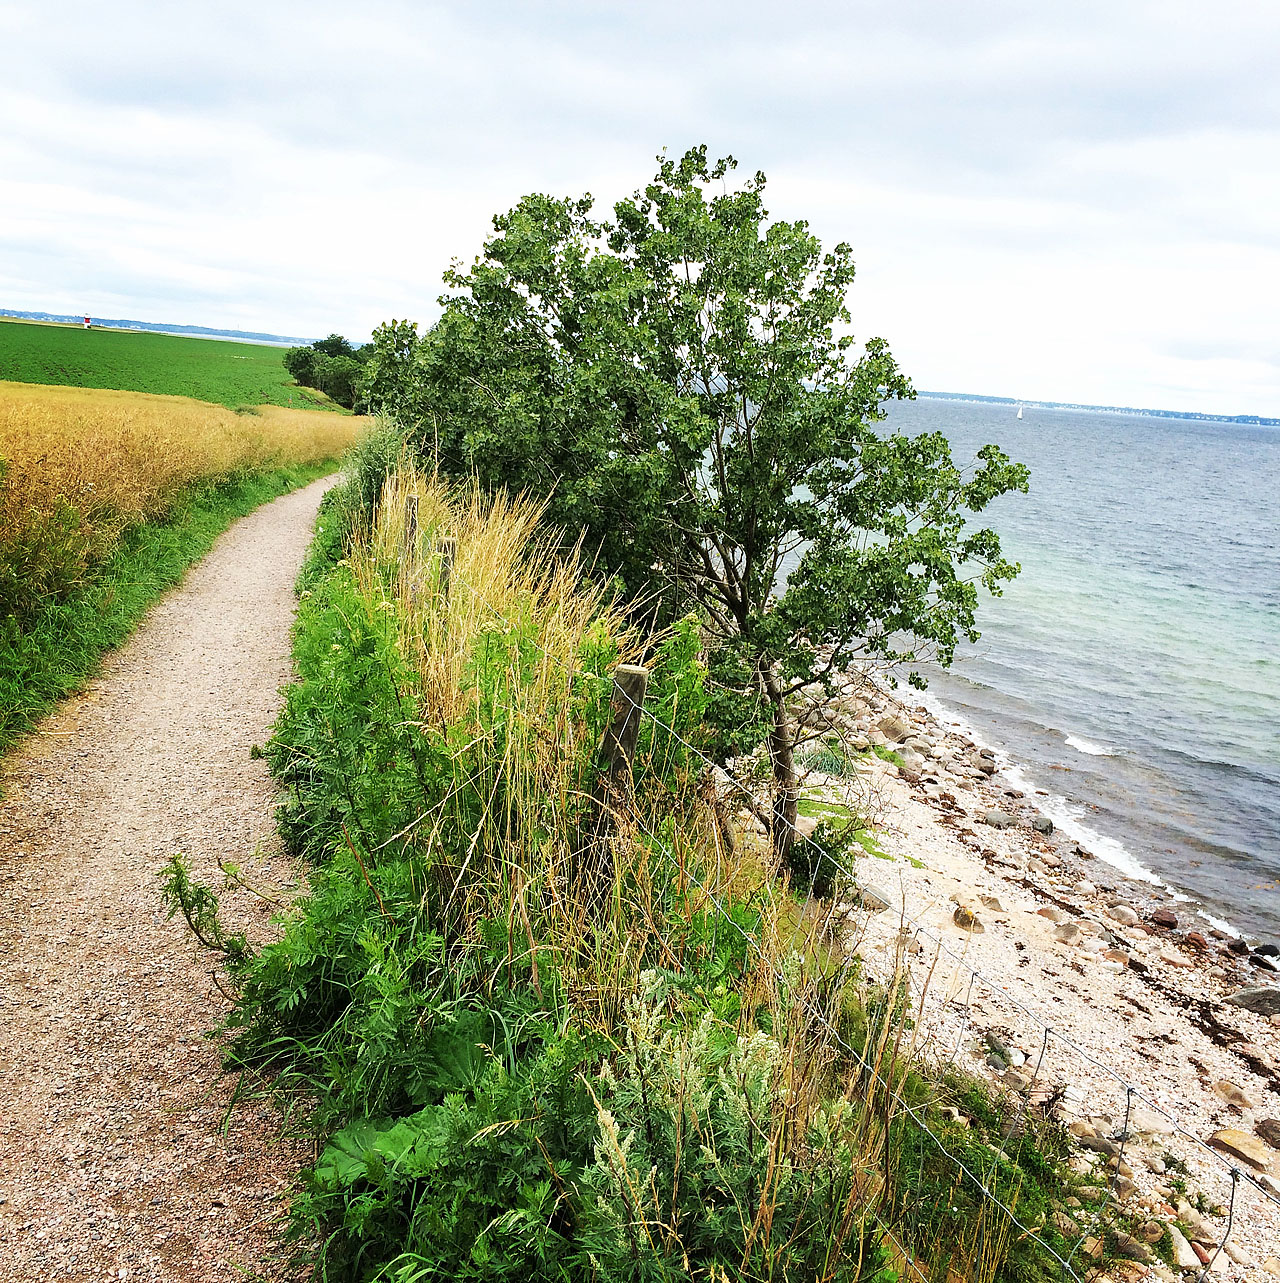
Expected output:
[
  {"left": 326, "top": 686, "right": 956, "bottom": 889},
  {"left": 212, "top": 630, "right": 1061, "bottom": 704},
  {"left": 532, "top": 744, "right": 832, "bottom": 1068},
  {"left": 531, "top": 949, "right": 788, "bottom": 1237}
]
[{"left": 2, "top": 0, "right": 1278, "bottom": 416}]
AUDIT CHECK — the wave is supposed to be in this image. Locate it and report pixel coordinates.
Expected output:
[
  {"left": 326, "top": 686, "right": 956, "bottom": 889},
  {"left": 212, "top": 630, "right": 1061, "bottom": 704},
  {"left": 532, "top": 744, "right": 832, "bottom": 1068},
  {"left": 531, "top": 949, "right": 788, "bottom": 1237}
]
[{"left": 1064, "top": 733, "right": 1120, "bottom": 757}]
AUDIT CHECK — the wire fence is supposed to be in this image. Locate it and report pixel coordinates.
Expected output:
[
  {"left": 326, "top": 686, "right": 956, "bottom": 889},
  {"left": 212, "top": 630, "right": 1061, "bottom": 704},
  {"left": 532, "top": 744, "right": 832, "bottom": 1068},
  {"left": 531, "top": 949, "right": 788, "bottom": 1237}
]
[
  {"left": 431, "top": 551, "right": 1270, "bottom": 1278},
  {"left": 611, "top": 684, "right": 1269, "bottom": 1279}
]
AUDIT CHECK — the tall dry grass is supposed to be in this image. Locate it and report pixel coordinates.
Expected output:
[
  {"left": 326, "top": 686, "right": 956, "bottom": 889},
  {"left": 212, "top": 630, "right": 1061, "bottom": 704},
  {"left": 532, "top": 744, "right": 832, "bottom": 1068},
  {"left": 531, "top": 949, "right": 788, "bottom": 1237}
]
[
  {"left": 0, "top": 380, "right": 362, "bottom": 618},
  {"left": 339, "top": 468, "right": 1012, "bottom": 1278}
]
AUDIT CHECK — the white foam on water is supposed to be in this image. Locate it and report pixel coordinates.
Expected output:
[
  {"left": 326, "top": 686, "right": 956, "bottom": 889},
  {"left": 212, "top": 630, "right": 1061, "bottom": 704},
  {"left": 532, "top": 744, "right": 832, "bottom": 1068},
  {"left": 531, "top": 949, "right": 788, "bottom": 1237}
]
[
  {"left": 879, "top": 674, "right": 1257, "bottom": 925},
  {"left": 997, "top": 761, "right": 1162, "bottom": 884},
  {"left": 901, "top": 680, "right": 1254, "bottom": 933}
]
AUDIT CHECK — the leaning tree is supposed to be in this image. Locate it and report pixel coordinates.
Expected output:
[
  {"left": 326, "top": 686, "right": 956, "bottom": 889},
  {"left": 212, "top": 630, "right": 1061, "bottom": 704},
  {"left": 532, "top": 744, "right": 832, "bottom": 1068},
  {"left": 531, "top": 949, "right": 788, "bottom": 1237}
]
[{"left": 365, "top": 146, "right": 1029, "bottom": 864}]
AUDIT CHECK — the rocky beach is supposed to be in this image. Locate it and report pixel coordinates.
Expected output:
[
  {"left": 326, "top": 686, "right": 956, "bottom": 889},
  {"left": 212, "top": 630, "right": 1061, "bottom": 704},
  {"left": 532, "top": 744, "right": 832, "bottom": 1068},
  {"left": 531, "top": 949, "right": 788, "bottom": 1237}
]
[{"left": 789, "top": 678, "right": 1280, "bottom": 1277}]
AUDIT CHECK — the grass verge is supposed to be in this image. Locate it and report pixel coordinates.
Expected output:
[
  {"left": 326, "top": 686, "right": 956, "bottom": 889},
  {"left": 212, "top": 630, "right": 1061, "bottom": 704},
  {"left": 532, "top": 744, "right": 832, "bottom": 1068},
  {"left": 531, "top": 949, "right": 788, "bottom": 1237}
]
[
  {"left": 0, "top": 460, "right": 336, "bottom": 754},
  {"left": 166, "top": 462, "right": 1126, "bottom": 1282}
]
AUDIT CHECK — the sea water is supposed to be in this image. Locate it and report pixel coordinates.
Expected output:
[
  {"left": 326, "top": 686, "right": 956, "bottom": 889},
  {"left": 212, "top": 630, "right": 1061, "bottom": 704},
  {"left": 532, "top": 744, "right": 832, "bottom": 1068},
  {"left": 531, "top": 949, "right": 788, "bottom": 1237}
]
[{"left": 882, "top": 397, "right": 1280, "bottom": 940}]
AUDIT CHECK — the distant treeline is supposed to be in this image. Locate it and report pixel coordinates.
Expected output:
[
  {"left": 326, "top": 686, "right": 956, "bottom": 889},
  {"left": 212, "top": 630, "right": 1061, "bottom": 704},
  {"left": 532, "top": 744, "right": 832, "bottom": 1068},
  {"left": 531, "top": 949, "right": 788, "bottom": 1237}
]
[
  {"left": 922, "top": 389, "right": 1279, "bottom": 427},
  {"left": 283, "top": 334, "right": 373, "bottom": 410}
]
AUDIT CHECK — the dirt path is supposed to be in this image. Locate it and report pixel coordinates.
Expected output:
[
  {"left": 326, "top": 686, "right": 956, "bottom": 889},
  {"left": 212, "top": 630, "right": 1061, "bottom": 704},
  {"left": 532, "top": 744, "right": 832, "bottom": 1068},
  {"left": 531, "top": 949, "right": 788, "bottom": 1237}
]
[{"left": 0, "top": 476, "right": 336, "bottom": 1282}]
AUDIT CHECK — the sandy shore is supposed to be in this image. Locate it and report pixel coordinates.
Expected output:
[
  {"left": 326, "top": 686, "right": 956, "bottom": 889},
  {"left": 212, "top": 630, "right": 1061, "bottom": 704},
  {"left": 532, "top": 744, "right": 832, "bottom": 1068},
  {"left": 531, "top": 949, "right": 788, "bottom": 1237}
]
[{"left": 801, "top": 681, "right": 1280, "bottom": 1277}]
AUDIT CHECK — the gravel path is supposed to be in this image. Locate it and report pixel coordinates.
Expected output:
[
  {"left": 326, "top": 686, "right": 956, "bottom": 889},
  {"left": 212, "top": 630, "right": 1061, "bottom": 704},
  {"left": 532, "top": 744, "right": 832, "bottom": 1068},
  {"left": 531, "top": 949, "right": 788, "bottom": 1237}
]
[{"left": 0, "top": 476, "right": 335, "bottom": 1283}]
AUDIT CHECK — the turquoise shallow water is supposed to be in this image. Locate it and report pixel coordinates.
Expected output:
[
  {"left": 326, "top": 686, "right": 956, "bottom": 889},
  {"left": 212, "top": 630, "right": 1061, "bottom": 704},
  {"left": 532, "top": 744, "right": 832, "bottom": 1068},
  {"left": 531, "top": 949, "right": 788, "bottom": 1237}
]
[{"left": 884, "top": 398, "right": 1280, "bottom": 940}]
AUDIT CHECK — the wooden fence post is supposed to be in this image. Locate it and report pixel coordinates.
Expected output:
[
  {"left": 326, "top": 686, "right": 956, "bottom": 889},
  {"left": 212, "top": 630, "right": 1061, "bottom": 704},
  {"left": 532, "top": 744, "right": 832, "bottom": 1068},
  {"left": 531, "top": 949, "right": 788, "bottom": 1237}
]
[
  {"left": 578, "top": 664, "right": 649, "bottom": 912},
  {"left": 599, "top": 664, "right": 649, "bottom": 798},
  {"left": 405, "top": 493, "right": 418, "bottom": 551},
  {"left": 438, "top": 536, "right": 456, "bottom": 601},
  {"left": 403, "top": 494, "right": 420, "bottom": 609}
]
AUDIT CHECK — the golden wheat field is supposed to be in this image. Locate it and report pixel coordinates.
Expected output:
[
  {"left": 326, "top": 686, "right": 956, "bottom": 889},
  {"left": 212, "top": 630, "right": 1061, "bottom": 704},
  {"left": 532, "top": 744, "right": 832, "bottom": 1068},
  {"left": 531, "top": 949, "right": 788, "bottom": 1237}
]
[{"left": 0, "top": 380, "right": 363, "bottom": 617}]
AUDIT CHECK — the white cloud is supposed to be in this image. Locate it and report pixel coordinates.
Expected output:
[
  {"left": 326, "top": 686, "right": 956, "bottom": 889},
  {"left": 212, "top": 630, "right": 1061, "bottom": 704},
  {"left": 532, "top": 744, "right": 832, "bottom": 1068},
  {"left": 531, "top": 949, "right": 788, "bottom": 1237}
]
[{"left": 1, "top": 0, "right": 1278, "bottom": 414}]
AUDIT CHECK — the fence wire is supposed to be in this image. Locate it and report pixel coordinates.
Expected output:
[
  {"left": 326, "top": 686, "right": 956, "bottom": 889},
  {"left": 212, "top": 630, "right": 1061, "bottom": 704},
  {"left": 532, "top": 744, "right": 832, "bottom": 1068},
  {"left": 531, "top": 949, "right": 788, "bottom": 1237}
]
[{"left": 437, "top": 558, "right": 1268, "bottom": 1273}]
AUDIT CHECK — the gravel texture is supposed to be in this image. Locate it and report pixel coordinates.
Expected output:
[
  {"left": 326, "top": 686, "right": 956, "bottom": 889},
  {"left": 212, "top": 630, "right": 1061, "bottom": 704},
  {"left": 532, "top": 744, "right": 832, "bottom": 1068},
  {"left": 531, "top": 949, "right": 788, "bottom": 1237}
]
[{"left": 0, "top": 476, "right": 335, "bottom": 1283}]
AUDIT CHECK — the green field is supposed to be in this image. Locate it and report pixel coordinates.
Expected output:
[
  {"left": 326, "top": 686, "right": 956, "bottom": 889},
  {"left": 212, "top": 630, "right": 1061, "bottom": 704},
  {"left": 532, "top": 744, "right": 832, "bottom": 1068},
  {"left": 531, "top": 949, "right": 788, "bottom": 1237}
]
[{"left": 0, "top": 318, "right": 334, "bottom": 409}]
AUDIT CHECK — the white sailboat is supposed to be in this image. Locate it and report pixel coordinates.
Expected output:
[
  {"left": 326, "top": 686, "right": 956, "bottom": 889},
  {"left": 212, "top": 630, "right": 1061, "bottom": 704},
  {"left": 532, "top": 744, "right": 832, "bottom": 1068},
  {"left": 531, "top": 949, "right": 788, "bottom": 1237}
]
[{"left": 1016, "top": 401, "right": 1024, "bottom": 420}]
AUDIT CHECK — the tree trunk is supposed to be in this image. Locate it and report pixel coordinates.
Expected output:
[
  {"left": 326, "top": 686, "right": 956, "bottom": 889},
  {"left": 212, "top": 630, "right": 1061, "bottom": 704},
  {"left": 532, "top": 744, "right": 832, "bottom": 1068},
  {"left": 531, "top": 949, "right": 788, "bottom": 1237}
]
[{"left": 760, "top": 660, "right": 798, "bottom": 867}]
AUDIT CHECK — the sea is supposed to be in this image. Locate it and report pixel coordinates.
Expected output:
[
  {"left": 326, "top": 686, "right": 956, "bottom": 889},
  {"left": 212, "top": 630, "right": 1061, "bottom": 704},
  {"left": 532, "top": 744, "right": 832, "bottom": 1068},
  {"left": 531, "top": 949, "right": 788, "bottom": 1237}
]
[{"left": 880, "top": 397, "right": 1280, "bottom": 942}]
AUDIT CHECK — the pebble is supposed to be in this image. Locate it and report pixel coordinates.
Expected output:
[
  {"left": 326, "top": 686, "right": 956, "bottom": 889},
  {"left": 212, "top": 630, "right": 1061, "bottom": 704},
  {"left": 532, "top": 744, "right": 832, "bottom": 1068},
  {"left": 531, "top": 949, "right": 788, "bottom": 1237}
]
[
  {"left": 1212, "top": 1080, "right": 1253, "bottom": 1110},
  {"left": 1150, "top": 907, "right": 1179, "bottom": 929}
]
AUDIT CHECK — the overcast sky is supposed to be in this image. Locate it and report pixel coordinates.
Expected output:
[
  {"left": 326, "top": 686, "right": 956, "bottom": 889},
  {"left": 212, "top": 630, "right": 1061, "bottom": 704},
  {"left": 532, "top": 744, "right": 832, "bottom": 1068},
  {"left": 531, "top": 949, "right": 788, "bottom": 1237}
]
[{"left": 2, "top": 1, "right": 1278, "bottom": 415}]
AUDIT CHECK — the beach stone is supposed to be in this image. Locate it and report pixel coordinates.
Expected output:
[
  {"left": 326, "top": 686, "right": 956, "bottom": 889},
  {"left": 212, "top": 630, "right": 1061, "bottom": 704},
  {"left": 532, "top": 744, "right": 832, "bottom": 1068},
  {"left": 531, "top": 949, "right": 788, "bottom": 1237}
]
[
  {"left": 1212, "top": 1080, "right": 1254, "bottom": 1110},
  {"left": 1112, "top": 1232, "right": 1150, "bottom": 1262},
  {"left": 1032, "top": 815, "right": 1054, "bottom": 834},
  {"left": 983, "top": 810, "right": 1018, "bottom": 829},
  {"left": 1255, "top": 1119, "right": 1280, "bottom": 1150},
  {"left": 1167, "top": 1226, "right": 1200, "bottom": 1270},
  {"left": 1159, "top": 947, "right": 1193, "bottom": 968},
  {"left": 1074, "top": 879, "right": 1098, "bottom": 896},
  {"left": 1262, "top": 1258, "right": 1280, "bottom": 1277},
  {"left": 1227, "top": 936, "right": 1251, "bottom": 955},
  {"left": 1186, "top": 930, "right": 1210, "bottom": 950},
  {"left": 877, "top": 714, "right": 910, "bottom": 742},
  {"left": 1075, "top": 1133, "right": 1120, "bottom": 1156},
  {"left": 1107, "top": 904, "right": 1141, "bottom": 927},
  {"left": 1054, "top": 922, "right": 1084, "bottom": 946},
  {"left": 1176, "top": 1200, "right": 1215, "bottom": 1242},
  {"left": 953, "top": 903, "right": 985, "bottom": 932},
  {"left": 1207, "top": 1127, "right": 1273, "bottom": 1171},
  {"left": 1129, "top": 1107, "right": 1174, "bottom": 1138},
  {"left": 1223, "top": 986, "right": 1280, "bottom": 1017},
  {"left": 980, "top": 894, "right": 1006, "bottom": 912},
  {"left": 1150, "top": 907, "right": 1179, "bottom": 929},
  {"left": 1251, "top": 953, "right": 1280, "bottom": 972},
  {"left": 794, "top": 815, "right": 821, "bottom": 840},
  {"left": 853, "top": 882, "right": 893, "bottom": 912},
  {"left": 1037, "top": 906, "right": 1066, "bottom": 924},
  {"left": 1257, "top": 942, "right": 1280, "bottom": 957}
]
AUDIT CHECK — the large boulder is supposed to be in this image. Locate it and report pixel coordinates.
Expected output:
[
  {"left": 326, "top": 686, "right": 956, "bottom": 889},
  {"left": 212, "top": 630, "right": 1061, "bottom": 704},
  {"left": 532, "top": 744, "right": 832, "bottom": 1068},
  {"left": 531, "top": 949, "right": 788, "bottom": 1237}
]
[
  {"left": 1223, "top": 987, "right": 1280, "bottom": 1017},
  {"left": 1208, "top": 1128, "right": 1274, "bottom": 1172},
  {"left": 877, "top": 713, "right": 911, "bottom": 743}
]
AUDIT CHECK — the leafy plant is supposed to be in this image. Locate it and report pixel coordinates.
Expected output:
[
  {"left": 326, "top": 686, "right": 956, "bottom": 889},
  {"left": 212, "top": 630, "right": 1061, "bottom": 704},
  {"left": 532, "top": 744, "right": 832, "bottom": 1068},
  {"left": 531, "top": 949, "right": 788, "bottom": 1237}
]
[{"left": 159, "top": 853, "right": 249, "bottom": 962}]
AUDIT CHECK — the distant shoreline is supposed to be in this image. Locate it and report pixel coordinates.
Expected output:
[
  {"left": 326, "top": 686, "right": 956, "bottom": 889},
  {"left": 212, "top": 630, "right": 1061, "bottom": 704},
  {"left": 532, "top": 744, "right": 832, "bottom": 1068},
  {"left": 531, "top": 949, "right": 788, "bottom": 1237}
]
[
  {"left": 919, "top": 389, "right": 1280, "bottom": 428},
  {"left": 0, "top": 308, "right": 308, "bottom": 348}
]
